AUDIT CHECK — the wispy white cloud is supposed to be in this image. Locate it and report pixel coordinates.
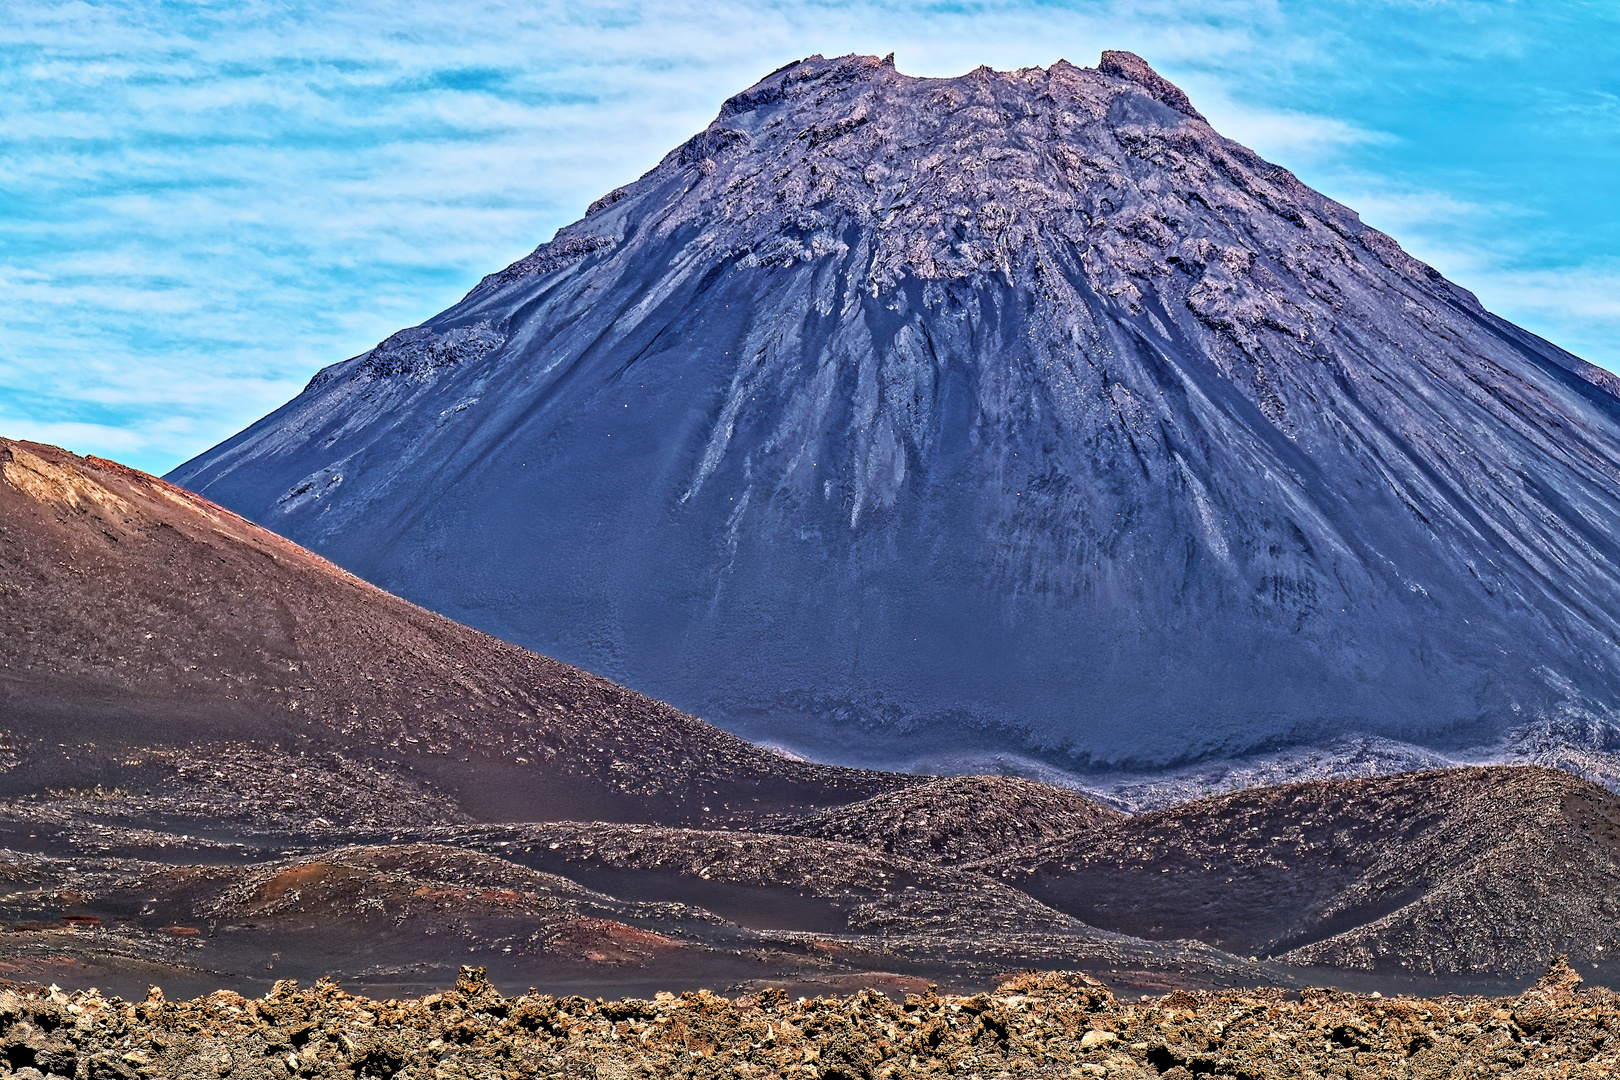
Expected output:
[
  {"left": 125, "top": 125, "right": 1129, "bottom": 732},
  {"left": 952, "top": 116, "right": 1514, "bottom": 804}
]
[
  {"left": 0, "top": 418, "right": 156, "bottom": 458},
  {"left": 1333, "top": 186, "right": 1502, "bottom": 231},
  {"left": 0, "top": 0, "right": 1295, "bottom": 471},
  {"left": 1491, "top": 266, "right": 1620, "bottom": 324},
  {"left": 1196, "top": 97, "right": 1393, "bottom": 165},
  {"left": 1450, "top": 261, "right": 1620, "bottom": 374},
  {"left": 1351, "top": 225, "right": 1620, "bottom": 374},
  {"left": 1, "top": 0, "right": 1615, "bottom": 472}
]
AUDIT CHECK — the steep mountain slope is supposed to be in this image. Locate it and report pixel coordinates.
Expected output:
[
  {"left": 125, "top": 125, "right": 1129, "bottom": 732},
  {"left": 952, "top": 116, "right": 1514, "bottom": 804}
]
[
  {"left": 169, "top": 52, "right": 1620, "bottom": 771},
  {"left": 0, "top": 436, "right": 1265, "bottom": 997},
  {"left": 0, "top": 438, "right": 904, "bottom": 825},
  {"left": 978, "top": 766, "right": 1620, "bottom": 978}
]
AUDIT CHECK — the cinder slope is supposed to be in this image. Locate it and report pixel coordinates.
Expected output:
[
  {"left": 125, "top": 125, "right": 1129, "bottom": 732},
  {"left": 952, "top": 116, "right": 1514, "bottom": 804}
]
[
  {"left": 0, "top": 438, "right": 904, "bottom": 825},
  {"left": 168, "top": 51, "right": 1620, "bottom": 772},
  {"left": 771, "top": 775, "right": 1125, "bottom": 864},
  {"left": 981, "top": 766, "right": 1620, "bottom": 977}
]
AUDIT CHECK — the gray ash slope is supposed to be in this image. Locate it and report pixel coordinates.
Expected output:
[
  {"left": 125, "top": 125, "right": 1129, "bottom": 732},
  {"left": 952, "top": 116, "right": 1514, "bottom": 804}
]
[{"left": 173, "top": 52, "right": 1620, "bottom": 771}]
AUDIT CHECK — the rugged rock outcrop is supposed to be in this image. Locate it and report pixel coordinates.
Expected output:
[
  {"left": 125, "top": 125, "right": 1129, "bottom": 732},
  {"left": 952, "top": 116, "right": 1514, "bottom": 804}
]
[
  {"left": 7, "top": 962, "right": 1620, "bottom": 1080},
  {"left": 168, "top": 52, "right": 1620, "bottom": 773}
]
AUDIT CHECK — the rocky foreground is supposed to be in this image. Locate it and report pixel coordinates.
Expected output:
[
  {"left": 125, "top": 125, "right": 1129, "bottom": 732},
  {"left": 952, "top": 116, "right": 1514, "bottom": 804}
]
[{"left": 2, "top": 959, "right": 1612, "bottom": 1079}]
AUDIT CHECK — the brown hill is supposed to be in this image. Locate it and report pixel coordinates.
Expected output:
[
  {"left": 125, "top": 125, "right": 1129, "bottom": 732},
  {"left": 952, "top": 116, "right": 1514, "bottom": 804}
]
[
  {"left": 978, "top": 765, "right": 1620, "bottom": 977},
  {"left": 11, "top": 438, "right": 1616, "bottom": 994},
  {"left": 770, "top": 775, "right": 1125, "bottom": 864},
  {"left": 0, "top": 438, "right": 904, "bottom": 825}
]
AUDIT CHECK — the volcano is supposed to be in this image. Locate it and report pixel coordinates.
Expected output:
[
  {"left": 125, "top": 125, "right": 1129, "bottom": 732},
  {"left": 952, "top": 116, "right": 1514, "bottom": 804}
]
[{"left": 170, "top": 52, "right": 1620, "bottom": 773}]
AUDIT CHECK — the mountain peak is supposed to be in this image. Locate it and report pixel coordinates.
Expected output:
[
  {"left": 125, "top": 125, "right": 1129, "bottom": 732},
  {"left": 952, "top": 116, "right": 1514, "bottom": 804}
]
[
  {"left": 473, "top": 47, "right": 1473, "bottom": 393},
  {"left": 172, "top": 55, "right": 1620, "bottom": 777},
  {"left": 1097, "top": 50, "right": 1204, "bottom": 121}
]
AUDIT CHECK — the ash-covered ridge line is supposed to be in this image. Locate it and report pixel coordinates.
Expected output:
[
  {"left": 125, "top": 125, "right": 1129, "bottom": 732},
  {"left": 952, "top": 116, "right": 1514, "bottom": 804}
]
[{"left": 172, "top": 52, "right": 1620, "bottom": 776}]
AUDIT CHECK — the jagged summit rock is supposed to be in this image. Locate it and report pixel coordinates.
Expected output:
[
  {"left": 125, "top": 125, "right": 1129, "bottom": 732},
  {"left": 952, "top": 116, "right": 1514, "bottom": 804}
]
[
  {"left": 170, "top": 53, "right": 1620, "bottom": 773},
  {"left": 1098, "top": 50, "right": 1204, "bottom": 120}
]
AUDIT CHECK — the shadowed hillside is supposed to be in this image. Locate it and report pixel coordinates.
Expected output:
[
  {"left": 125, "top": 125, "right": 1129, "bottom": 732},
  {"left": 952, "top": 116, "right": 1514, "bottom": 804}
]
[{"left": 980, "top": 766, "right": 1620, "bottom": 978}]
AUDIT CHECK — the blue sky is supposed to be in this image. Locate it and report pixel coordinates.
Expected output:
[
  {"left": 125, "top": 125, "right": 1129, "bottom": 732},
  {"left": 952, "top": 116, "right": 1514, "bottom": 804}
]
[{"left": 2, "top": 0, "right": 1617, "bottom": 475}]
